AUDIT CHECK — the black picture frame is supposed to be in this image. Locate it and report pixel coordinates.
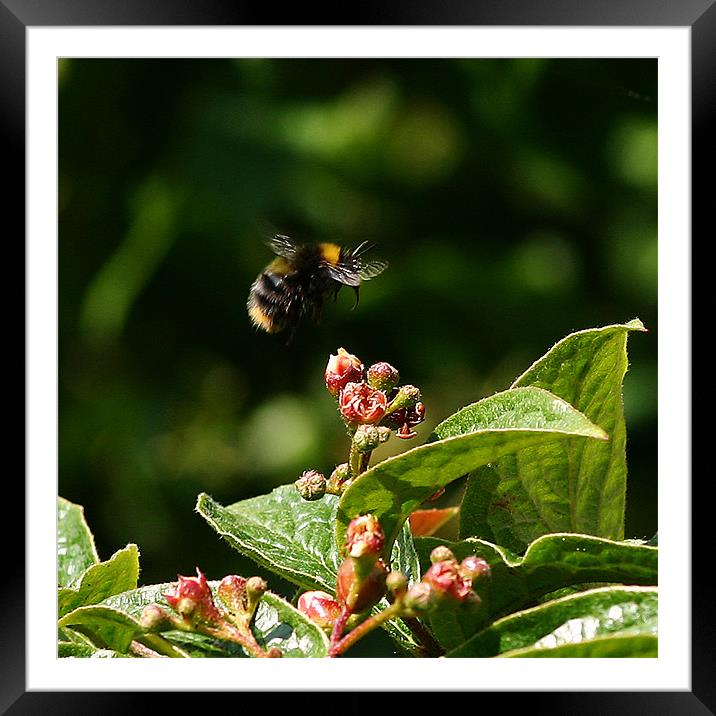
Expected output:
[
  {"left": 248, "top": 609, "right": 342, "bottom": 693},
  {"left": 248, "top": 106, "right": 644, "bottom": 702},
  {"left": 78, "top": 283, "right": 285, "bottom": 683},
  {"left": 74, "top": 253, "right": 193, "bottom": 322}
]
[{"left": 8, "top": 1, "right": 706, "bottom": 712}]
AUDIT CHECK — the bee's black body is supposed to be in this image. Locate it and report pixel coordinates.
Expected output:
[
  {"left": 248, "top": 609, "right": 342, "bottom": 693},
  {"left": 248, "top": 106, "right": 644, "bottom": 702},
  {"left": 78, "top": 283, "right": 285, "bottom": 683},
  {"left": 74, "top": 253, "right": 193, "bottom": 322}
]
[{"left": 247, "top": 236, "right": 387, "bottom": 337}]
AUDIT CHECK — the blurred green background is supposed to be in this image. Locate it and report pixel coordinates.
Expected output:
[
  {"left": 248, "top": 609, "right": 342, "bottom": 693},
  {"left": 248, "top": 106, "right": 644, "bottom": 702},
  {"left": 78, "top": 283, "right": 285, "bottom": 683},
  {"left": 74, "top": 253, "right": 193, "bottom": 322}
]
[{"left": 59, "top": 59, "right": 657, "bottom": 596}]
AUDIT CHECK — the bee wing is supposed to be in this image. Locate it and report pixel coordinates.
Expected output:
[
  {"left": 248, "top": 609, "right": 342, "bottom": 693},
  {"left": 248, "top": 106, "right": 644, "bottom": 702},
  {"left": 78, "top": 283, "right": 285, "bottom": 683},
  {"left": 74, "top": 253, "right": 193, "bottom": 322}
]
[
  {"left": 357, "top": 259, "right": 388, "bottom": 281},
  {"left": 267, "top": 234, "right": 298, "bottom": 260},
  {"left": 325, "top": 253, "right": 388, "bottom": 286},
  {"left": 350, "top": 242, "right": 388, "bottom": 281},
  {"left": 325, "top": 262, "right": 363, "bottom": 287}
]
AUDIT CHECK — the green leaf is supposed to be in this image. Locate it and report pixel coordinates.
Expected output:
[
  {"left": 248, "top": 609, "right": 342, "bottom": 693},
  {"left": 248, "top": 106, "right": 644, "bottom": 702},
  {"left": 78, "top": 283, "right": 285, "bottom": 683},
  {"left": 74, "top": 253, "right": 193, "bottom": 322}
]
[
  {"left": 103, "top": 581, "right": 330, "bottom": 658},
  {"left": 447, "top": 585, "right": 657, "bottom": 657},
  {"left": 57, "top": 497, "right": 99, "bottom": 587},
  {"left": 460, "top": 320, "right": 646, "bottom": 552},
  {"left": 197, "top": 488, "right": 340, "bottom": 593},
  {"left": 503, "top": 633, "right": 658, "bottom": 657},
  {"left": 336, "top": 386, "right": 607, "bottom": 559},
  {"left": 58, "top": 544, "right": 140, "bottom": 618},
  {"left": 58, "top": 604, "right": 144, "bottom": 653},
  {"left": 415, "top": 532, "right": 657, "bottom": 621},
  {"left": 196, "top": 486, "right": 421, "bottom": 654},
  {"left": 58, "top": 642, "right": 128, "bottom": 658}
]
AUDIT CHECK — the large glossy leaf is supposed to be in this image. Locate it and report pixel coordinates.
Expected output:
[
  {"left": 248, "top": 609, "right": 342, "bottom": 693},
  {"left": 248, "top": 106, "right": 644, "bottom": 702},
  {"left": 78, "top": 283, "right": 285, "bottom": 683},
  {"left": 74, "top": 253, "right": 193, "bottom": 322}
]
[
  {"left": 102, "top": 581, "right": 330, "bottom": 657},
  {"left": 58, "top": 544, "right": 140, "bottom": 618},
  {"left": 447, "top": 585, "right": 657, "bottom": 657},
  {"left": 460, "top": 320, "right": 646, "bottom": 552},
  {"left": 57, "top": 496, "right": 99, "bottom": 588},
  {"left": 336, "top": 386, "right": 607, "bottom": 559},
  {"left": 196, "top": 486, "right": 421, "bottom": 654},
  {"left": 415, "top": 533, "right": 657, "bottom": 621}
]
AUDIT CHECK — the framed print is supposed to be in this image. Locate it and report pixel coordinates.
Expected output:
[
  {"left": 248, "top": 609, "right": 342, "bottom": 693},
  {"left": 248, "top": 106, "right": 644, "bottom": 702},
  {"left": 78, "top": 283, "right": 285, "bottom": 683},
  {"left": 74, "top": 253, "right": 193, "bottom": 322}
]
[{"left": 9, "top": 0, "right": 706, "bottom": 711}]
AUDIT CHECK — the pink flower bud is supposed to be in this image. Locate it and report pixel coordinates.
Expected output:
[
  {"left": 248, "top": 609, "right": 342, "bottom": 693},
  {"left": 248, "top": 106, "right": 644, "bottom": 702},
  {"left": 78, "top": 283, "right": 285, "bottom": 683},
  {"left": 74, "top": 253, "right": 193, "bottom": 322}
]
[
  {"left": 163, "top": 568, "right": 222, "bottom": 624},
  {"left": 345, "top": 514, "right": 385, "bottom": 558},
  {"left": 325, "top": 348, "right": 365, "bottom": 397},
  {"left": 460, "top": 556, "right": 491, "bottom": 582},
  {"left": 338, "top": 382, "right": 387, "bottom": 424},
  {"left": 422, "top": 560, "right": 472, "bottom": 601},
  {"left": 296, "top": 590, "right": 342, "bottom": 630}
]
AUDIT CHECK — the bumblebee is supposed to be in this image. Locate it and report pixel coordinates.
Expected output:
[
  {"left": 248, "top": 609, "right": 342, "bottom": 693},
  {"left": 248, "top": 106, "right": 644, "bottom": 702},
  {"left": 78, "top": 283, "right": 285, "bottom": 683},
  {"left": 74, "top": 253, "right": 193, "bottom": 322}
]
[{"left": 247, "top": 235, "right": 388, "bottom": 336}]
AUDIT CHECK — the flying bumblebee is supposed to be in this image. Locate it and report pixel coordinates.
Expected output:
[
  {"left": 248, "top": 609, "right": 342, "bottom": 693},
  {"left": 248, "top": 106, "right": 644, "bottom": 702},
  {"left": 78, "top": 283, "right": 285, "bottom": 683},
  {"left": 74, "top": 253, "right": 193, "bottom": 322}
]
[{"left": 247, "top": 234, "right": 388, "bottom": 336}]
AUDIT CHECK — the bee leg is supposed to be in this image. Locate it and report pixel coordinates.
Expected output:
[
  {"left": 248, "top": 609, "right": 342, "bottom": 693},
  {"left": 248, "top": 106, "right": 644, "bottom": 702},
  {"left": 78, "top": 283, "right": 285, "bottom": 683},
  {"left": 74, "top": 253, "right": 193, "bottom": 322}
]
[{"left": 350, "top": 286, "right": 360, "bottom": 310}]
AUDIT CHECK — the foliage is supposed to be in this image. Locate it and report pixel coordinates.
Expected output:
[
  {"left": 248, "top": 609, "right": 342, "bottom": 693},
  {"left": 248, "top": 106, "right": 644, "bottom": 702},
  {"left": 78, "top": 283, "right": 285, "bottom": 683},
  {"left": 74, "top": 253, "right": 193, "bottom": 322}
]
[{"left": 58, "top": 320, "right": 656, "bottom": 658}]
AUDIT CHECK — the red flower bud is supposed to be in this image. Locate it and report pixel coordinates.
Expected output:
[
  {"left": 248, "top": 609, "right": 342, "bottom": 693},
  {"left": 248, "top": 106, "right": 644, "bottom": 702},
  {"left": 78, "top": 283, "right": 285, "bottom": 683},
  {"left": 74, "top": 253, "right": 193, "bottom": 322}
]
[
  {"left": 384, "top": 401, "right": 425, "bottom": 439},
  {"left": 217, "top": 574, "right": 248, "bottom": 614},
  {"left": 325, "top": 348, "right": 364, "bottom": 397},
  {"left": 338, "top": 382, "right": 387, "bottom": 424},
  {"left": 336, "top": 555, "right": 388, "bottom": 614},
  {"left": 163, "top": 568, "right": 222, "bottom": 624},
  {"left": 297, "top": 590, "right": 342, "bottom": 630},
  {"left": 345, "top": 514, "right": 385, "bottom": 559}
]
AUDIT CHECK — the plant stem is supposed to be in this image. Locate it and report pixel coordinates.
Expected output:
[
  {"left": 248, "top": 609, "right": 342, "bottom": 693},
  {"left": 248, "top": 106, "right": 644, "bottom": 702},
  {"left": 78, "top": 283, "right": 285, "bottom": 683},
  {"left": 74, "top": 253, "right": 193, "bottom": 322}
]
[
  {"left": 329, "top": 607, "right": 352, "bottom": 650},
  {"left": 329, "top": 603, "right": 402, "bottom": 657},
  {"left": 348, "top": 440, "right": 362, "bottom": 477},
  {"left": 134, "top": 634, "right": 189, "bottom": 658},
  {"left": 197, "top": 622, "right": 274, "bottom": 658}
]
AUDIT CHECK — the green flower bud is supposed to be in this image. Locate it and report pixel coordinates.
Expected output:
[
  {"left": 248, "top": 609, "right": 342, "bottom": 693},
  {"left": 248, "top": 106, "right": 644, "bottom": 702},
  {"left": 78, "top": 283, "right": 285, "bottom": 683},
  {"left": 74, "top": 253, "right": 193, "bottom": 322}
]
[
  {"left": 295, "top": 469, "right": 326, "bottom": 501},
  {"left": 403, "top": 582, "right": 438, "bottom": 615},
  {"left": 353, "top": 424, "right": 381, "bottom": 453},
  {"left": 385, "top": 571, "right": 408, "bottom": 597},
  {"left": 326, "top": 463, "right": 352, "bottom": 495},
  {"left": 377, "top": 426, "right": 392, "bottom": 443},
  {"left": 139, "top": 604, "right": 175, "bottom": 632},
  {"left": 387, "top": 385, "right": 421, "bottom": 413},
  {"left": 430, "top": 545, "right": 456, "bottom": 564},
  {"left": 367, "top": 362, "right": 400, "bottom": 392}
]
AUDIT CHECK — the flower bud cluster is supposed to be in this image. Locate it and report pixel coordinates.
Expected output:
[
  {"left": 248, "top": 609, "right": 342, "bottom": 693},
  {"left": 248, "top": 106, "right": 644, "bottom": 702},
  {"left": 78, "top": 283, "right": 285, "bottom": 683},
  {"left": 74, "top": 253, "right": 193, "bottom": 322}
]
[
  {"left": 297, "top": 514, "right": 492, "bottom": 657},
  {"left": 324, "top": 348, "right": 425, "bottom": 439},
  {"left": 139, "top": 567, "right": 280, "bottom": 658},
  {"left": 336, "top": 514, "right": 388, "bottom": 615},
  {"left": 402, "top": 546, "right": 491, "bottom": 616},
  {"left": 297, "top": 513, "right": 389, "bottom": 641},
  {"left": 292, "top": 348, "right": 429, "bottom": 502}
]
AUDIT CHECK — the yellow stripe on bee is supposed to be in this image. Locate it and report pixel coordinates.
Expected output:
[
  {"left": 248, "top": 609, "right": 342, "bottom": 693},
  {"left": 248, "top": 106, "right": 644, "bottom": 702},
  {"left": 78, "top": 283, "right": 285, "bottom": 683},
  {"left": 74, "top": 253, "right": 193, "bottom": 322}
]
[
  {"left": 268, "top": 256, "right": 291, "bottom": 274},
  {"left": 248, "top": 303, "right": 277, "bottom": 332},
  {"left": 319, "top": 242, "right": 342, "bottom": 265}
]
